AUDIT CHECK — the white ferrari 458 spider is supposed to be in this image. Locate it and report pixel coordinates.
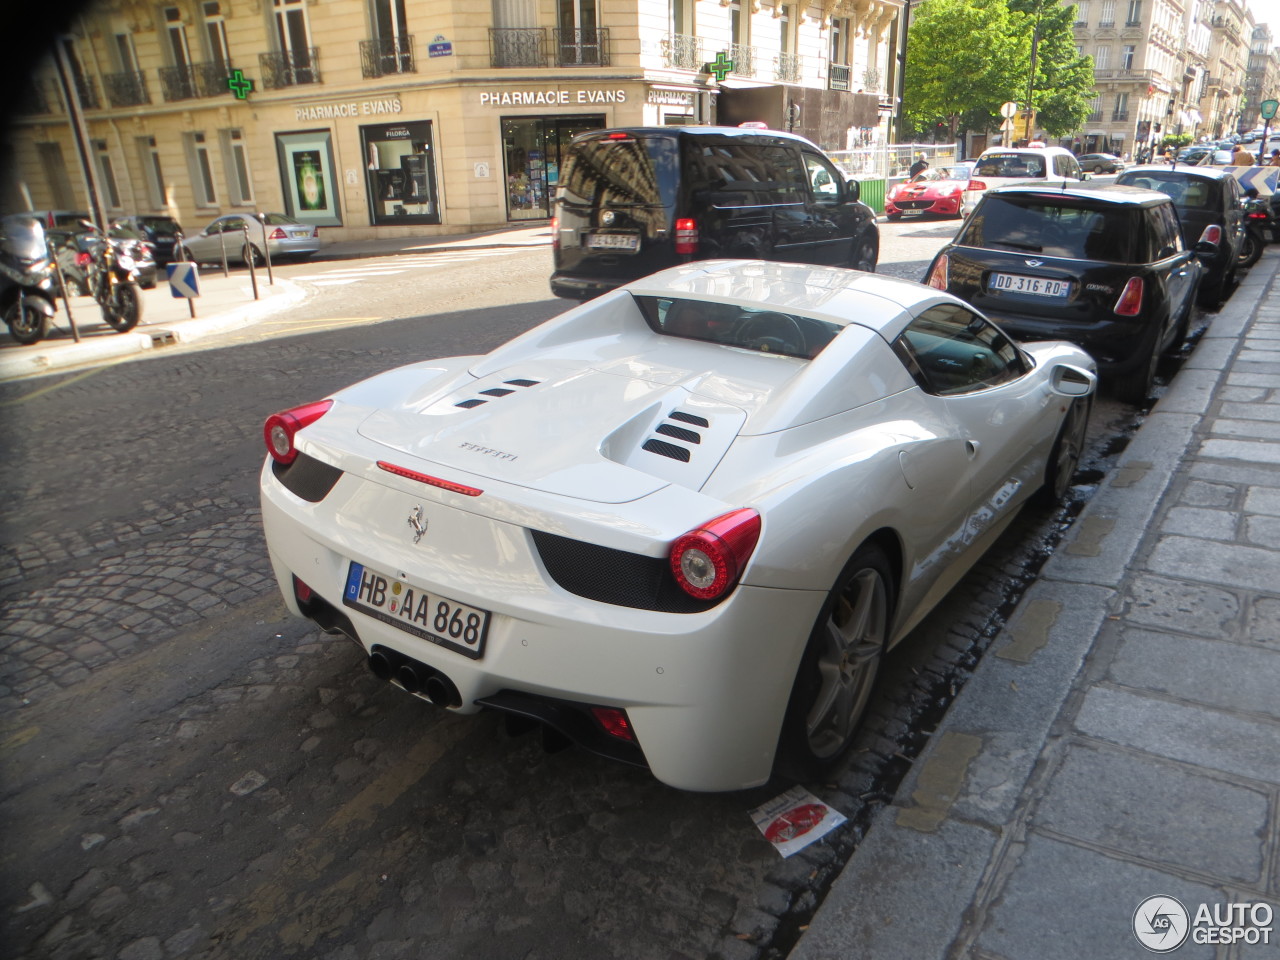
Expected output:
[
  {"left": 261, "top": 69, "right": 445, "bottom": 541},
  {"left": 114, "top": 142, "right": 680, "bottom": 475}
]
[{"left": 260, "top": 260, "right": 1096, "bottom": 791}]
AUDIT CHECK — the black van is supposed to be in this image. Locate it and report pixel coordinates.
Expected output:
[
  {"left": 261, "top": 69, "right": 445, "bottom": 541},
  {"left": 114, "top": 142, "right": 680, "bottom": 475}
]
[{"left": 550, "top": 126, "right": 879, "bottom": 299}]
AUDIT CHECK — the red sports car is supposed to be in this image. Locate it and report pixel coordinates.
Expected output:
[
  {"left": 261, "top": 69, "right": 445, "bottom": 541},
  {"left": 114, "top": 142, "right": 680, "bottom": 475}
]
[{"left": 885, "top": 164, "right": 974, "bottom": 220}]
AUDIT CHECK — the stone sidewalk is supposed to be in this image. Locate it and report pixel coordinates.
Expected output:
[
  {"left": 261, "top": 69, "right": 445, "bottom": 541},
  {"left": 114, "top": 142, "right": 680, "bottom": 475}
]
[{"left": 791, "top": 252, "right": 1280, "bottom": 957}]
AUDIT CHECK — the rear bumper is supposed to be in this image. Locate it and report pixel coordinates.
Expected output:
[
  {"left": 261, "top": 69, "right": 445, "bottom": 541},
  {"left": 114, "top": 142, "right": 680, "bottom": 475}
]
[
  {"left": 989, "top": 312, "right": 1155, "bottom": 374},
  {"left": 549, "top": 273, "right": 619, "bottom": 300}
]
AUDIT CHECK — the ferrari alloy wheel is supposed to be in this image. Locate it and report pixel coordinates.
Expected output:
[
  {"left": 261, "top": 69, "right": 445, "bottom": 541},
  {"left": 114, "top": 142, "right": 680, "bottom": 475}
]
[
  {"left": 1037, "top": 397, "right": 1091, "bottom": 505},
  {"left": 779, "top": 544, "right": 893, "bottom": 779}
]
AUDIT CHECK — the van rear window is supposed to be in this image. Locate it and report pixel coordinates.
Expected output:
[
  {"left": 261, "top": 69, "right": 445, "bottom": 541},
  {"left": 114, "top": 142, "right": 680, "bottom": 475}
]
[{"left": 558, "top": 136, "right": 678, "bottom": 209}]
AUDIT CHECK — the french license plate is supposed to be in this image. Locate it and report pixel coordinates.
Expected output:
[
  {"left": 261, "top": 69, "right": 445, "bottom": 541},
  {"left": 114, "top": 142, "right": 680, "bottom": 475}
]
[
  {"left": 990, "top": 273, "right": 1070, "bottom": 298},
  {"left": 156, "top": 234, "right": 174, "bottom": 242},
  {"left": 343, "top": 562, "right": 490, "bottom": 660},
  {"left": 902, "top": 209, "right": 923, "bottom": 216},
  {"left": 587, "top": 233, "right": 640, "bottom": 251}
]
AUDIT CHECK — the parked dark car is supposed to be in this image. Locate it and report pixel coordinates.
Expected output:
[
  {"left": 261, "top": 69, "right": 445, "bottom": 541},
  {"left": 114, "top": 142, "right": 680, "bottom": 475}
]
[
  {"left": 1114, "top": 165, "right": 1244, "bottom": 306},
  {"left": 924, "top": 182, "right": 1211, "bottom": 404},
  {"left": 550, "top": 126, "right": 879, "bottom": 299},
  {"left": 111, "top": 215, "right": 184, "bottom": 265},
  {"left": 1076, "top": 153, "right": 1125, "bottom": 174}
]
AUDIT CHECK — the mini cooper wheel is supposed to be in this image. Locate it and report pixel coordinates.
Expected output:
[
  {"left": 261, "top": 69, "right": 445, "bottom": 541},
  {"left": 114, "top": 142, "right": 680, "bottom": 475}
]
[
  {"left": 778, "top": 543, "right": 893, "bottom": 780},
  {"left": 1035, "top": 396, "right": 1091, "bottom": 505}
]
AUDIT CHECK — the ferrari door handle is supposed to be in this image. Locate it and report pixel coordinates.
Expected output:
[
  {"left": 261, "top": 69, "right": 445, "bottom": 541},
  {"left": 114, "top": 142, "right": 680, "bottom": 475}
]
[{"left": 966, "top": 439, "right": 981, "bottom": 456}]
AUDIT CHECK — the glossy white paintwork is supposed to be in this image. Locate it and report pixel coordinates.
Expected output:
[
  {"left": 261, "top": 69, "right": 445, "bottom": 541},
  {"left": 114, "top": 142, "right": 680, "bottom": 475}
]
[{"left": 261, "top": 260, "right": 1096, "bottom": 791}]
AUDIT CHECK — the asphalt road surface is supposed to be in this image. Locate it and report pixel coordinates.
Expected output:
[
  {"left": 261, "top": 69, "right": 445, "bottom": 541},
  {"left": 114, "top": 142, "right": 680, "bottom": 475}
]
[{"left": 0, "top": 224, "right": 1189, "bottom": 960}]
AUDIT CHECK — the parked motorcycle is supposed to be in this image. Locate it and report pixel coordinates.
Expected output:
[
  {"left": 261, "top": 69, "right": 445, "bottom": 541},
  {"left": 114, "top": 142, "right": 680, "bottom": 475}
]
[
  {"left": 80, "top": 219, "right": 142, "bottom": 332},
  {"left": 0, "top": 215, "right": 59, "bottom": 345},
  {"left": 1237, "top": 191, "right": 1275, "bottom": 269}
]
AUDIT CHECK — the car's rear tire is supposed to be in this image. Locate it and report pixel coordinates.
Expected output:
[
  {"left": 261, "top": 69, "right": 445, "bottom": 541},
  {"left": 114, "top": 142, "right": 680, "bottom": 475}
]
[
  {"left": 1115, "top": 342, "right": 1159, "bottom": 405},
  {"left": 776, "top": 543, "right": 893, "bottom": 782},
  {"left": 1034, "top": 396, "right": 1091, "bottom": 506}
]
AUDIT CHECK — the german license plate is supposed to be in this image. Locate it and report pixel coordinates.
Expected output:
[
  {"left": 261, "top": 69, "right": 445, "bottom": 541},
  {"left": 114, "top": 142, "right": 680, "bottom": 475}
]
[
  {"left": 343, "top": 562, "right": 490, "bottom": 660},
  {"left": 990, "top": 273, "right": 1070, "bottom": 297},
  {"left": 587, "top": 233, "right": 640, "bottom": 251}
]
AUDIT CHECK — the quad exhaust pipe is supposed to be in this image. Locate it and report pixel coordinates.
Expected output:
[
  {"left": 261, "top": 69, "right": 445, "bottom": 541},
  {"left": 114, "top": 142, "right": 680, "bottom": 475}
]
[{"left": 366, "top": 646, "right": 460, "bottom": 707}]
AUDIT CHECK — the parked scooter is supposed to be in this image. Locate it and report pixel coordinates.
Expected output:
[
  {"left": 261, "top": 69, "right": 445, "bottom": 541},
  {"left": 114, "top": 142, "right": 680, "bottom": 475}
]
[
  {"left": 0, "top": 215, "right": 58, "bottom": 345},
  {"left": 80, "top": 219, "right": 142, "bottom": 332},
  {"left": 1237, "top": 190, "right": 1275, "bottom": 269}
]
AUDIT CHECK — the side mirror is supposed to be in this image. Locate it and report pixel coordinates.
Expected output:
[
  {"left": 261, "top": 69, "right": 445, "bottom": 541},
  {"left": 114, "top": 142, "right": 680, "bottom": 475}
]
[
  {"left": 846, "top": 178, "right": 860, "bottom": 203},
  {"left": 1049, "top": 363, "right": 1096, "bottom": 397}
]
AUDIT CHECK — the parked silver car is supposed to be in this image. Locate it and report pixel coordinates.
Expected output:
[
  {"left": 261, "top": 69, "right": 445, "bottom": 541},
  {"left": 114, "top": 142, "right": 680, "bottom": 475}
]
[{"left": 179, "top": 213, "right": 319, "bottom": 266}]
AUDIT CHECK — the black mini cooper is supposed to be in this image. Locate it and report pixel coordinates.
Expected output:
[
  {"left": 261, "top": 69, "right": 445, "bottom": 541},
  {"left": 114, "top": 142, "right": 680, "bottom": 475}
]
[{"left": 925, "top": 182, "right": 1213, "bottom": 404}]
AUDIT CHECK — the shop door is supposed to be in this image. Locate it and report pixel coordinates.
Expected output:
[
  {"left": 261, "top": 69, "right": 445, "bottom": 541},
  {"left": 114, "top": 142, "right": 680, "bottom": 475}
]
[{"left": 503, "top": 115, "right": 604, "bottom": 221}]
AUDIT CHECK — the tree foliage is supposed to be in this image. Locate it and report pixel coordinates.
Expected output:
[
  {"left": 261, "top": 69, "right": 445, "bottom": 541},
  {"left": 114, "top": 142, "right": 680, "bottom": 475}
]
[{"left": 904, "top": 0, "right": 1094, "bottom": 139}]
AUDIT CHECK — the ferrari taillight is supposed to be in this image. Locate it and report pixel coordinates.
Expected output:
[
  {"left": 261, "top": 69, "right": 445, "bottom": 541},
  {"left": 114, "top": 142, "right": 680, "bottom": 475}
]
[
  {"left": 926, "top": 254, "right": 949, "bottom": 290},
  {"left": 1198, "top": 224, "right": 1222, "bottom": 245},
  {"left": 1114, "top": 277, "right": 1144, "bottom": 316},
  {"left": 591, "top": 707, "right": 635, "bottom": 741},
  {"left": 669, "top": 508, "right": 761, "bottom": 600},
  {"left": 264, "top": 399, "right": 333, "bottom": 464},
  {"left": 675, "top": 218, "right": 698, "bottom": 255}
]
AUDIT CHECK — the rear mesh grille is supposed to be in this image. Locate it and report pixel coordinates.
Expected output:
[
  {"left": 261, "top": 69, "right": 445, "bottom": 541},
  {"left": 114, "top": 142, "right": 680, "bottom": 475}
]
[
  {"left": 271, "top": 451, "right": 343, "bottom": 502},
  {"left": 455, "top": 399, "right": 486, "bottom": 409},
  {"left": 642, "top": 439, "right": 691, "bottom": 462},
  {"left": 505, "top": 378, "right": 540, "bottom": 387},
  {"left": 531, "top": 530, "right": 720, "bottom": 613},
  {"left": 480, "top": 388, "right": 515, "bottom": 397},
  {"left": 655, "top": 423, "right": 701, "bottom": 444}
]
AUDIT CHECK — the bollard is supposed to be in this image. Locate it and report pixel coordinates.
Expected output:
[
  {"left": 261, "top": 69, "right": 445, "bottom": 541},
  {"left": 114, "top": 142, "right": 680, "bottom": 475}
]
[
  {"left": 46, "top": 237, "right": 80, "bottom": 342},
  {"left": 243, "top": 224, "right": 259, "bottom": 300},
  {"left": 218, "top": 224, "right": 229, "bottom": 277},
  {"left": 257, "top": 212, "right": 275, "bottom": 286}
]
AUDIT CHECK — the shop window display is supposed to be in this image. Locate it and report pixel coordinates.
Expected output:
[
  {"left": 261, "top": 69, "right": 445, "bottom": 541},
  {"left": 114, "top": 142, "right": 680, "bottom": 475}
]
[
  {"left": 502, "top": 115, "right": 605, "bottom": 221},
  {"left": 361, "top": 120, "right": 440, "bottom": 226}
]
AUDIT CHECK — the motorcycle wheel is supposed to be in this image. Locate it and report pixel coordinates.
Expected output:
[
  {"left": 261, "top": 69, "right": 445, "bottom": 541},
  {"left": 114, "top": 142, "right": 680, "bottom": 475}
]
[
  {"left": 103, "top": 283, "right": 142, "bottom": 333},
  {"left": 6, "top": 300, "right": 51, "bottom": 345},
  {"left": 1238, "top": 228, "right": 1263, "bottom": 269}
]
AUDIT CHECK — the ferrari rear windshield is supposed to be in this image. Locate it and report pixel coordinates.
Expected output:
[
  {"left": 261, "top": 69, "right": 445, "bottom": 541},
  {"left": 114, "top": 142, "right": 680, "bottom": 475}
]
[
  {"left": 633, "top": 295, "right": 840, "bottom": 361},
  {"left": 958, "top": 195, "right": 1139, "bottom": 262}
]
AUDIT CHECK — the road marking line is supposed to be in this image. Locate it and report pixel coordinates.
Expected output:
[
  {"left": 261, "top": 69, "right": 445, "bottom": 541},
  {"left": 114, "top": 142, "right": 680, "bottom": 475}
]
[{"left": 0, "top": 365, "right": 109, "bottom": 406}]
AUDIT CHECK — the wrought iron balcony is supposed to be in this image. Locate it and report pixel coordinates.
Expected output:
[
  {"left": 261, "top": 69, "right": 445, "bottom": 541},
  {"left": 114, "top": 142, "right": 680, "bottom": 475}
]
[
  {"left": 774, "top": 51, "right": 801, "bottom": 83},
  {"left": 490, "top": 28, "right": 546, "bottom": 68},
  {"left": 661, "top": 33, "right": 702, "bottom": 70},
  {"left": 554, "top": 27, "right": 610, "bottom": 66},
  {"left": 259, "top": 48, "right": 321, "bottom": 88},
  {"left": 1111, "top": 110, "right": 1129, "bottom": 120},
  {"left": 103, "top": 70, "right": 149, "bottom": 108},
  {"left": 829, "top": 62, "right": 851, "bottom": 91},
  {"left": 1086, "top": 111, "right": 1103, "bottom": 122},
  {"left": 70, "top": 75, "right": 99, "bottom": 109},
  {"left": 729, "top": 44, "right": 756, "bottom": 78},
  {"left": 159, "top": 64, "right": 199, "bottom": 101},
  {"left": 360, "top": 36, "right": 416, "bottom": 77}
]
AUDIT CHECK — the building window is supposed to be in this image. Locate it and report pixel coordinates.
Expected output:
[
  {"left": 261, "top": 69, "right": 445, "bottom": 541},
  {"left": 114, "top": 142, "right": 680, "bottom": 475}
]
[
  {"left": 204, "top": 1, "right": 232, "bottom": 71},
  {"left": 1075, "top": 1, "right": 1089, "bottom": 26},
  {"left": 186, "top": 131, "right": 218, "bottom": 205},
  {"left": 221, "top": 129, "right": 254, "bottom": 204},
  {"left": 1121, "top": 44, "right": 1135, "bottom": 69},
  {"left": 93, "top": 139, "right": 122, "bottom": 209},
  {"left": 1099, "top": 0, "right": 1114, "bottom": 25},
  {"left": 362, "top": 120, "right": 440, "bottom": 226},
  {"left": 165, "top": 6, "right": 193, "bottom": 69},
  {"left": 1125, "top": 0, "right": 1141, "bottom": 24},
  {"left": 138, "top": 136, "right": 166, "bottom": 208},
  {"left": 1094, "top": 45, "right": 1110, "bottom": 69},
  {"left": 37, "top": 142, "right": 76, "bottom": 209},
  {"left": 830, "top": 18, "right": 848, "bottom": 64},
  {"left": 1112, "top": 92, "right": 1129, "bottom": 119}
]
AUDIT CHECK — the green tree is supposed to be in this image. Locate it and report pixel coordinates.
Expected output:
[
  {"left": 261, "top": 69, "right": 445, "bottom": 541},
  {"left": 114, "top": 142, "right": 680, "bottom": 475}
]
[{"left": 904, "top": 0, "right": 1094, "bottom": 140}]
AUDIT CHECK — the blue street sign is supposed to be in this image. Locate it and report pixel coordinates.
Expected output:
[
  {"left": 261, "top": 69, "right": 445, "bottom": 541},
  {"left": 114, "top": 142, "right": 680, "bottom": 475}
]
[
  {"left": 167, "top": 262, "right": 200, "bottom": 298},
  {"left": 1225, "top": 166, "right": 1280, "bottom": 196}
]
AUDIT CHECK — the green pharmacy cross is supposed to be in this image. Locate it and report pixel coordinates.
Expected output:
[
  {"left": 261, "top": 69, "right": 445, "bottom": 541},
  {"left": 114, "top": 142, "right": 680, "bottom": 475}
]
[
  {"left": 705, "top": 51, "right": 735, "bottom": 82},
  {"left": 227, "top": 69, "right": 254, "bottom": 100}
]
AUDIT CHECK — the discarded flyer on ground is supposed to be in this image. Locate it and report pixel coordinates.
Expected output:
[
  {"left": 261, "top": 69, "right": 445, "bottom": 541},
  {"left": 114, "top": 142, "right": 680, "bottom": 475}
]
[{"left": 751, "top": 786, "right": 847, "bottom": 858}]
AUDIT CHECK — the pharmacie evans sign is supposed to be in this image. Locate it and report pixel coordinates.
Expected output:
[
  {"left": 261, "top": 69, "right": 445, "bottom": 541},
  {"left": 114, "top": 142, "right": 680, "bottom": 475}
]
[
  {"left": 294, "top": 98, "right": 402, "bottom": 121},
  {"left": 478, "top": 89, "right": 627, "bottom": 106}
]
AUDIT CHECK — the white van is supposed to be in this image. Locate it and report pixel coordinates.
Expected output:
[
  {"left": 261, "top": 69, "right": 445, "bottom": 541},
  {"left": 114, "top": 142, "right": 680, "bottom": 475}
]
[{"left": 961, "top": 146, "right": 1085, "bottom": 215}]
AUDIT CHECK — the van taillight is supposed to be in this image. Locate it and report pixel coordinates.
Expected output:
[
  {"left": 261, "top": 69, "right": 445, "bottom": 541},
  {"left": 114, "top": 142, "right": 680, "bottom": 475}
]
[
  {"left": 1114, "top": 277, "right": 1144, "bottom": 316},
  {"left": 551, "top": 215, "right": 559, "bottom": 251},
  {"left": 675, "top": 218, "right": 698, "bottom": 255},
  {"left": 926, "top": 254, "right": 949, "bottom": 290}
]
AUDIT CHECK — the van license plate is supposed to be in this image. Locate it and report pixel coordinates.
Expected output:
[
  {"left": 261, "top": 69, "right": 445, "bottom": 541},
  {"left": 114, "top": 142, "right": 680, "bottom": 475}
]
[
  {"left": 587, "top": 233, "right": 640, "bottom": 251},
  {"left": 990, "top": 273, "right": 1069, "bottom": 297}
]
